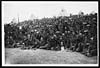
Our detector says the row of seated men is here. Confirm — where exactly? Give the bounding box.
[5,29,96,57]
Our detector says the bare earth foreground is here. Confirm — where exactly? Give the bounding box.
[5,48,97,64]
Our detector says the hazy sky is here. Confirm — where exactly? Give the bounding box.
[2,1,98,24]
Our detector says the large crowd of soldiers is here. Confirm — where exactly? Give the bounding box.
[4,12,97,57]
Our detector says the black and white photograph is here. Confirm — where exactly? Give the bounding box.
[2,1,99,66]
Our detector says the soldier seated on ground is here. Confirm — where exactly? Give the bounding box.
[39,37,47,48]
[72,43,77,51]
[70,39,78,52]
[69,42,74,50]
[69,46,74,51]
[31,41,38,48]
[90,49,97,56]
[76,43,83,52]
[86,44,97,57]
[66,40,71,49]
[81,43,89,55]
[45,35,57,50]
[82,48,89,56]
[12,41,21,48]
[20,44,25,50]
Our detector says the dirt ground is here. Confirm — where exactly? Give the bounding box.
[5,48,97,64]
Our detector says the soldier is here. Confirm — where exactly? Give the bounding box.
[55,35,61,51]
[39,36,48,49]
[49,35,57,50]
[69,41,74,50]
[86,42,97,57]
[90,49,97,56]
[76,42,83,52]
[63,38,68,50]
[32,37,41,49]
[81,43,90,56]
[66,39,71,49]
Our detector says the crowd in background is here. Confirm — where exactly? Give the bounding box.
[4,12,97,57]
